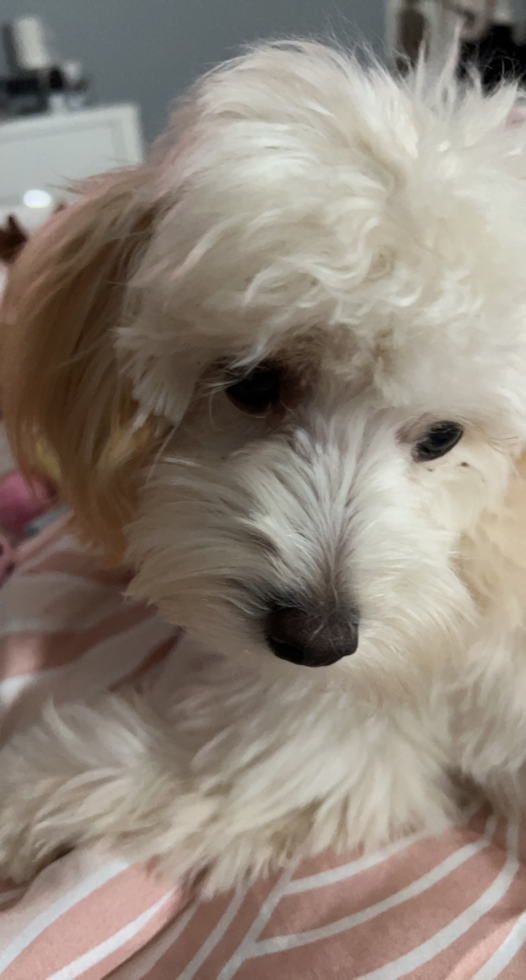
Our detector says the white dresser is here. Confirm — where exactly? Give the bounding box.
[0,103,143,231]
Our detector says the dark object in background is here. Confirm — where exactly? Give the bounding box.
[460,23,526,89]
[0,64,90,117]
[0,74,47,117]
[48,66,67,113]
[0,216,28,265]
[397,0,428,71]
[0,16,90,118]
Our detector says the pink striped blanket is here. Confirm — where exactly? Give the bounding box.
[0,518,525,979]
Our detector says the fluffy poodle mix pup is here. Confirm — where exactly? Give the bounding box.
[1,41,526,893]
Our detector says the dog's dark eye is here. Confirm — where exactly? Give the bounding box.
[226,366,281,413]
[415,422,464,462]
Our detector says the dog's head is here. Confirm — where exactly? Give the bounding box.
[4,42,526,692]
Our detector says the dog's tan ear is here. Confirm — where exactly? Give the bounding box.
[0,168,164,564]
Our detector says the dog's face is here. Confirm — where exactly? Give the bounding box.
[5,42,526,693]
[127,320,512,691]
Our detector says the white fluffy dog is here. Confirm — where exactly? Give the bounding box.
[2,40,526,894]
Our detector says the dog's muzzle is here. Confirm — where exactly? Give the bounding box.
[265,602,359,667]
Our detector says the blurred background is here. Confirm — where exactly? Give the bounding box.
[0,0,391,239]
[0,1,384,146]
[0,0,524,234]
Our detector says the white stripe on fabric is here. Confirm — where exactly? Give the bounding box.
[40,618,176,696]
[287,833,425,895]
[44,891,176,980]
[251,815,498,957]
[20,538,85,573]
[124,902,199,980]
[0,617,176,712]
[287,801,483,895]
[217,867,296,980]
[0,859,129,971]
[0,575,129,636]
[471,846,526,980]
[175,886,250,980]
[351,819,520,980]
[470,910,526,980]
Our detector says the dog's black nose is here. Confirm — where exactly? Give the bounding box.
[265,604,359,667]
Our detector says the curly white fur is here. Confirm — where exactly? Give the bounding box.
[3,41,526,894]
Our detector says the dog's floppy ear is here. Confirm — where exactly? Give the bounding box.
[0,167,165,564]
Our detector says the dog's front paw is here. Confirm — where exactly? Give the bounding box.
[0,816,58,884]
[0,695,193,883]
[0,745,76,882]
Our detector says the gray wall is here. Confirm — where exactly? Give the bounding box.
[0,1,385,145]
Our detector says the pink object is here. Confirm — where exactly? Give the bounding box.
[0,533,15,584]
[0,471,53,538]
